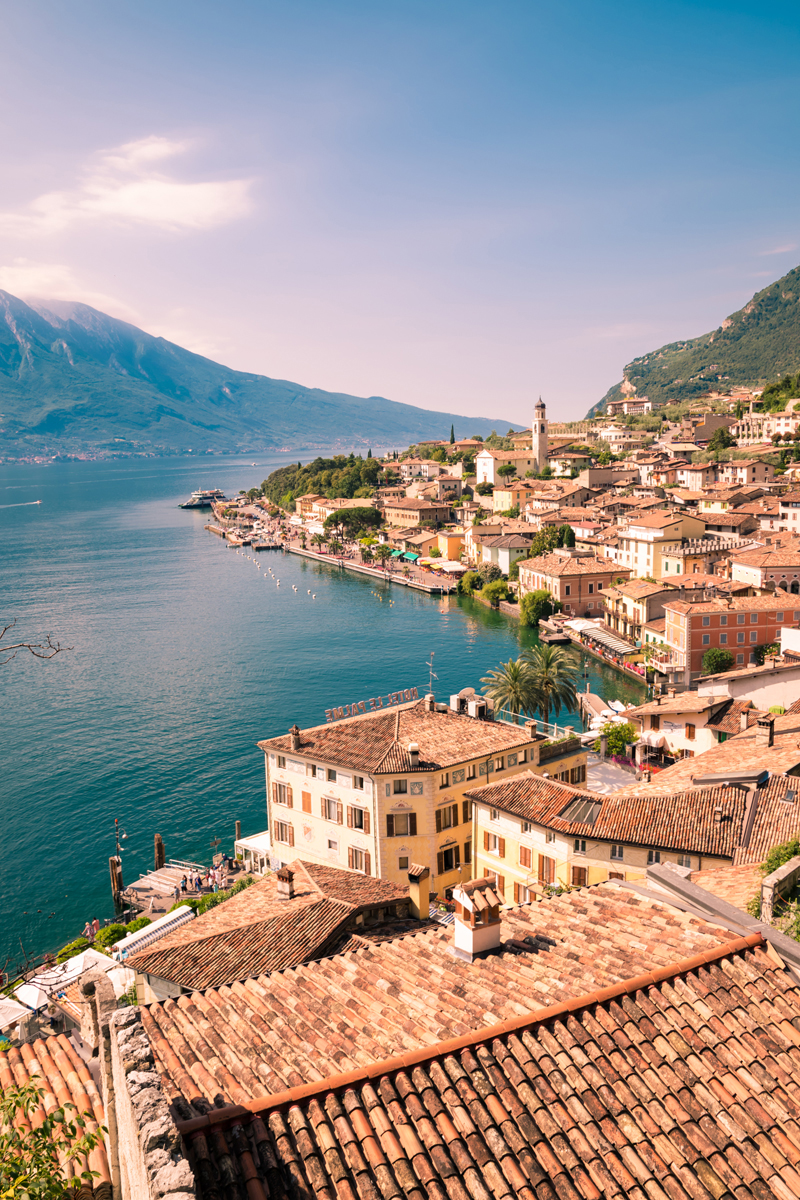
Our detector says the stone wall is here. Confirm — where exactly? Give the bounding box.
[109,1007,195,1200]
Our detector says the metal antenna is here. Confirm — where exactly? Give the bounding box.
[425,651,438,694]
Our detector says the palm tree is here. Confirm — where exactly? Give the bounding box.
[311,533,327,552]
[481,658,536,719]
[361,545,374,564]
[520,644,580,727]
[375,545,392,570]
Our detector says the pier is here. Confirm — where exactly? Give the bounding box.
[285,544,457,594]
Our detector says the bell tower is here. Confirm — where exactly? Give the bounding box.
[532,396,548,473]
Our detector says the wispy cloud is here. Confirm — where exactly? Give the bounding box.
[0,137,253,235]
[0,259,140,319]
[760,242,798,256]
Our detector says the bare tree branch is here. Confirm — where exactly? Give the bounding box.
[0,620,72,665]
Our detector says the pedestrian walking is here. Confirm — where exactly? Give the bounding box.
[91,918,100,936]
[173,884,180,902]
[83,921,93,940]
[180,874,187,893]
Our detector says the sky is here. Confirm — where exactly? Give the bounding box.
[1,0,800,425]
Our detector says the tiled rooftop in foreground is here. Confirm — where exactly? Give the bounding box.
[172,935,800,1200]
[141,885,737,1113]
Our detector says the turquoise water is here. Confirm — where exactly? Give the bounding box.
[0,456,644,970]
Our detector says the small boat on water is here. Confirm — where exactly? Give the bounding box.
[179,488,225,509]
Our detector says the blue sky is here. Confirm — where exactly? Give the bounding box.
[1,0,799,424]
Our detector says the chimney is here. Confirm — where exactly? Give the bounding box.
[407,863,430,921]
[408,741,420,769]
[276,867,295,900]
[740,710,749,732]
[424,693,436,712]
[524,718,538,737]
[452,878,502,962]
[289,724,301,751]
[667,687,676,699]
[756,715,775,748]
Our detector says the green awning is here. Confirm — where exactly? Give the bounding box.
[402,552,420,561]
[390,549,403,558]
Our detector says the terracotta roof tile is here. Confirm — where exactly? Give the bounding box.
[0,1034,111,1195]
[259,698,535,774]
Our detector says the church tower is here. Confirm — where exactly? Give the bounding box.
[532,396,548,472]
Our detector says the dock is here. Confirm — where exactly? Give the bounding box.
[121,858,236,917]
[204,524,228,538]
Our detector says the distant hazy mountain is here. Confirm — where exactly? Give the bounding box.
[0,292,519,457]
[591,264,800,416]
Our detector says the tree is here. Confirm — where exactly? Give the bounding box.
[481,658,536,716]
[430,547,442,558]
[519,589,557,627]
[481,579,510,608]
[597,449,611,466]
[0,1080,105,1199]
[375,545,393,569]
[324,507,382,538]
[476,562,503,584]
[458,570,480,595]
[449,424,455,444]
[367,448,372,458]
[496,462,517,480]
[475,482,494,496]
[521,643,580,726]
[593,721,637,758]
[701,646,734,674]
[707,426,736,453]
[1,620,71,666]
[561,525,576,548]
[311,533,327,551]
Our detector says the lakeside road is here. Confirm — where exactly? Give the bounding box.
[283,542,458,593]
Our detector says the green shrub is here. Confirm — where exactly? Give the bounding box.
[127,916,152,933]
[746,893,761,919]
[458,570,480,595]
[762,838,800,876]
[56,937,90,964]
[701,647,734,675]
[93,923,127,951]
[480,580,510,608]
[593,721,637,758]
[518,589,556,628]
[476,562,503,584]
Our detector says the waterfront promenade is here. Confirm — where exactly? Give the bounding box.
[284,542,458,594]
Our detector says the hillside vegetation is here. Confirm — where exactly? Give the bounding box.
[0,292,519,458]
[262,455,388,506]
[594,264,800,414]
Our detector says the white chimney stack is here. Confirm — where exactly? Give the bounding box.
[408,741,420,768]
[452,878,503,962]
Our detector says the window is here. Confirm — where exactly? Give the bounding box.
[546,830,556,844]
[327,838,338,852]
[277,755,286,769]
[463,839,472,865]
[462,799,472,824]
[720,633,727,644]
[484,831,505,857]
[393,779,408,794]
[737,654,745,664]
[570,764,587,786]
[777,612,784,622]
[522,820,532,833]
[650,715,660,732]
[574,838,586,854]
[440,772,450,788]
[750,631,758,643]
[514,883,532,903]
[750,613,758,623]
[354,776,364,790]
[327,768,337,782]
[677,853,692,868]
[571,866,588,888]
[598,581,603,590]
[702,616,710,627]
[588,583,594,594]
[518,749,528,764]
[647,849,661,865]
[720,615,727,626]
[737,632,745,644]
[466,764,476,780]
[274,820,294,846]
[348,847,370,874]
[347,805,370,833]
[494,756,505,772]
[737,614,745,624]
[490,807,499,821]
[611,843,624,860]
[323,796,343,824]
[437,845,461,874]
[436,803,458,832]
[702,634,710,646]
[302,791,312,814]
[308,764,317,777]
[685,724,695,741]
[565,585,571,596]
[538,854,555,884]
[273,782,293,807]
[519,846,532,869]
[387,812,417,837]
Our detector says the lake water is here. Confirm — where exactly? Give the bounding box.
[0,455,644,970]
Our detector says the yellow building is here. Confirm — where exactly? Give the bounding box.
[603,579,676,645]
[257,693,587,897]
[467,771,732,902]
[437,529,465,559]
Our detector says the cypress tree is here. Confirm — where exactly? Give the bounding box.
[449,424,455,443]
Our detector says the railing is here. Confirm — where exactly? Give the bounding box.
[494,708,577,740]
[538,736,582,763]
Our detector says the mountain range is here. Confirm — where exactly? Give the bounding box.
[592,264,800,415]
[0,292,520,458]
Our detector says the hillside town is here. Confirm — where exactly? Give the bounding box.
[7,385,800,1200]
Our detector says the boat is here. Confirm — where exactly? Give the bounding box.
[179,488,226,509]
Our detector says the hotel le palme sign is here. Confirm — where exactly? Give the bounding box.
[325,687,419,723]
